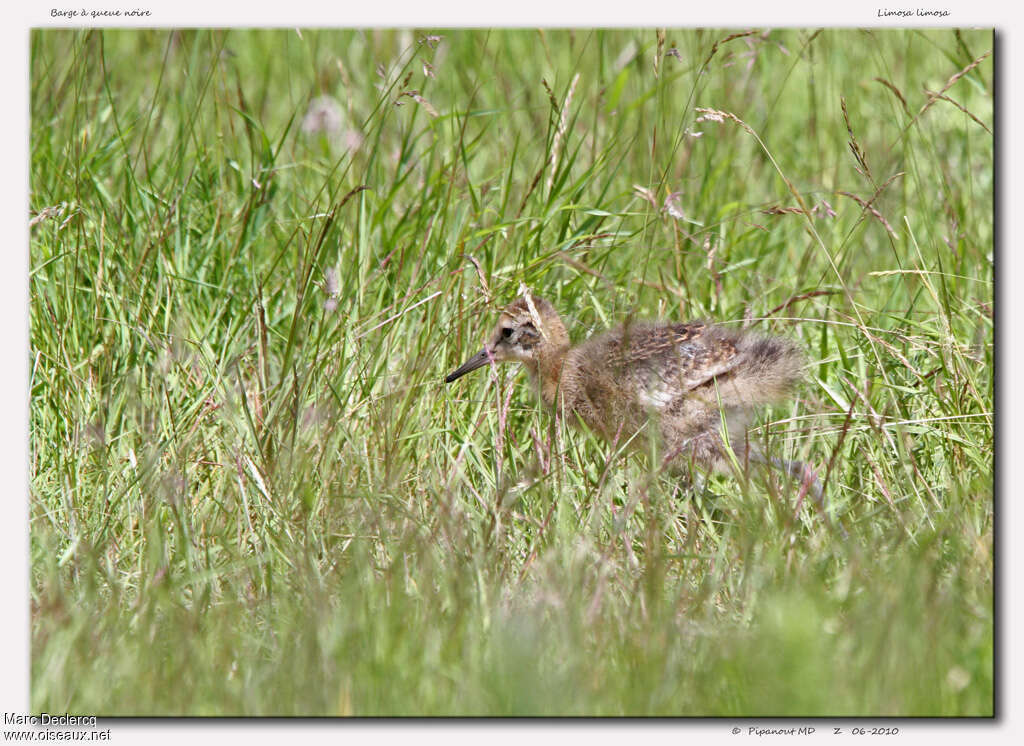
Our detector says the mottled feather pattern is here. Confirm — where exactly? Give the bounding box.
[446,294,833,530]
[448,294,805,472]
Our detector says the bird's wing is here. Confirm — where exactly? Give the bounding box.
[624,323,743,411]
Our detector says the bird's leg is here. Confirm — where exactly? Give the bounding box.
[658,437,708,496]
[747,449,848,538]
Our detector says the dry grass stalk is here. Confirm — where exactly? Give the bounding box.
[917,49,991,121]
[395,90,438,117]
[546,73,580,192]
[874,77,910,115]
[841,96,873,182]
[922,89,992,134]
[29,203,66,229]
[761,205,807,216]
[837,191,898,237]
[633,184,657,208]
[835,170,904,238]
[699,30,759,72]
[655,29,665,79]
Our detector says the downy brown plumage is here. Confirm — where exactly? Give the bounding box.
[446,293,836,528]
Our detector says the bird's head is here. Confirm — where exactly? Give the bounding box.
[445,294,569,383]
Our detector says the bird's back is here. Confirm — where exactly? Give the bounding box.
[557,320,804,458]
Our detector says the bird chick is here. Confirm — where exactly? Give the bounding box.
[446,294,832,524]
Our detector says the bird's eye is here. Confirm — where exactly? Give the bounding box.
[501,327,513,339]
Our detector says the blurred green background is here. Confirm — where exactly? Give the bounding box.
[30,28,992,715]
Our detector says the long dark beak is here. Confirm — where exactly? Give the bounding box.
[445,348,491,383]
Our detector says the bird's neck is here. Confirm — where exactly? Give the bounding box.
[525,344,571,408]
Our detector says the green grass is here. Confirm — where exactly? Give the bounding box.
[29,28,992,716]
